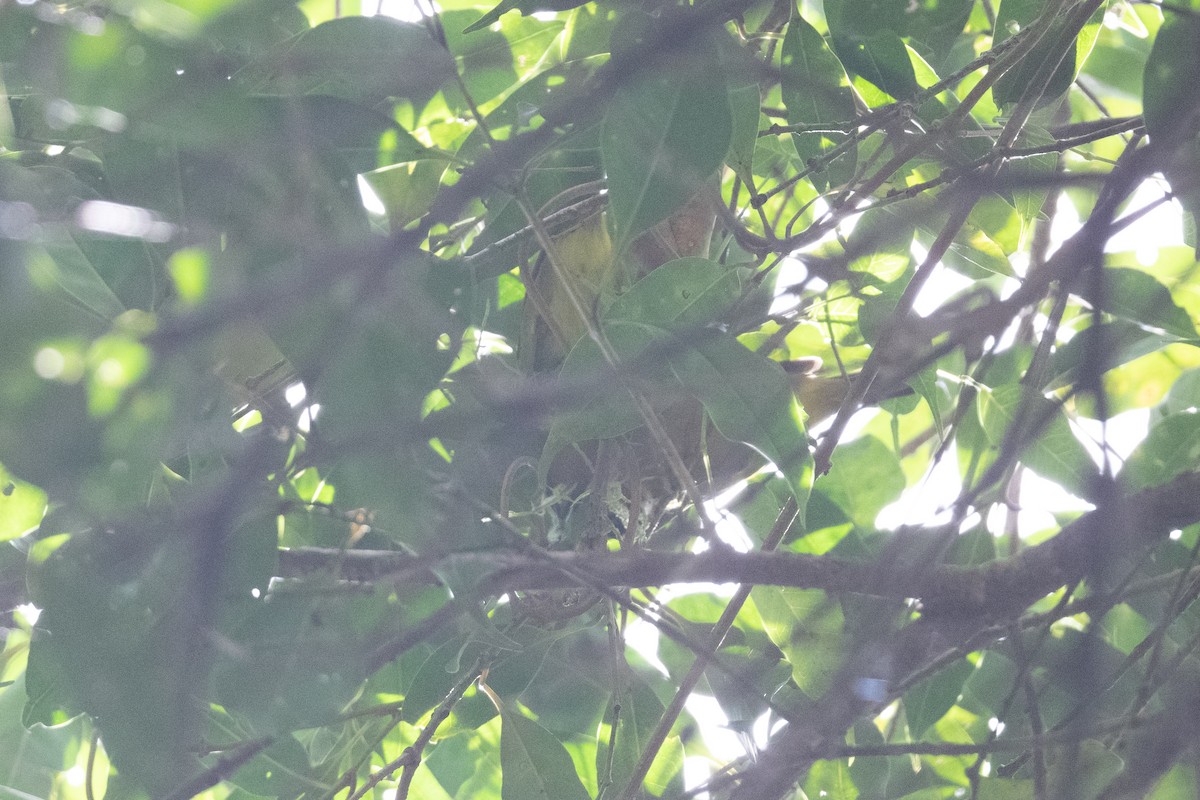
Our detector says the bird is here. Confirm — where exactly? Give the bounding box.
[519,204,616,372]
[782,357,913,426]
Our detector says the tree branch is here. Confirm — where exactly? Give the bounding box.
[281,471,1200,620]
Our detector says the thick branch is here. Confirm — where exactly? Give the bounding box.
[279,470,1200,618]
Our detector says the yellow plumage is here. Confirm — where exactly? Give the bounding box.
[522,208,615,370]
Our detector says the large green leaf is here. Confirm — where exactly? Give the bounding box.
[1088,267,1199,341]
[540,258,748,478]
[902,659,974,736]
[595,672,665,793]
[541,258,811,507]
[781,13,857,190]
[991,0,1080,108]
[817,435,904,529]
[0,675,83,799]
[255,16,455,104]
[602,21,733,252]
[824,0,919,100]
[750,587,844,696]
[1143,14,1200,255]
[500,709,591,800]
[978,384,1098,501]
[1121,411,1200,491]
[668,336,813,510]
[727,82,762,186]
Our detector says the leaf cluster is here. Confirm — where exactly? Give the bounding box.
[1,0,1200,799]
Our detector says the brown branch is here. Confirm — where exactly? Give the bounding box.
[282,470,1200,620]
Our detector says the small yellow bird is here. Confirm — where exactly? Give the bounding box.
[782,357,913,425]
[521,206,616,371]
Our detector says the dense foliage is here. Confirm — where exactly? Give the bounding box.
[2,0,1200,797]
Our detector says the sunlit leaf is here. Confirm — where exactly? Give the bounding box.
[1121,411,1200,491]
[751,587,844,696]
[500,708,590,800]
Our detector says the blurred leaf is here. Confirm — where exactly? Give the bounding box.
[256,16,455,105]
[803,747,859,798]
[0,463,46,542]
[1049,320,1183,392]
[402,635,478,724]
[751,587,845,696]
[25,528,206,796]
[818,435,905,528]
[463,0,590,34]
[1143,14,1200,255]
[1098,268,1199,340]
[221,731,327,798]
[670,336,813,509]
[541,258,749,478]
[500,708,590,800]
[991,0,1079,108]
[903,659,974,736]
[727,82,762,186]
[603,20,732,251]
[781,13,857,190]
[978,385,1098,500]
[361,158,448,231]
[0,675,83,799]
[596,672,666,794]
[823,0,919,102]
[1121,411,1200,491]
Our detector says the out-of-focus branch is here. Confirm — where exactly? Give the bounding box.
[280,470,1200,617]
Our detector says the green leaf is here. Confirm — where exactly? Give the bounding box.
[602,23,732,252]
[1166,366,1200,415]
[669,336,813,511]
[500,709,591,800]
[606,257,748,328]
[1142,15,1200,143]
[535,258,798,500]
[361,158,448,230]
[28,242,126,323]
[1048,320,1183,391]
[978,385,1098,501]
[212,591,378,733]
[727,82,762,186]
[978,777,1036,800]
[751,587,844,696]
[825,1,916,103]
[781,13,857,190]
[221,731,328,798]
[991,0,1079,108]
[1121,411,1200,491]
[0,463,46,541]
[817,436,904,529]
[257,16,455,104]
[0,674,84,799]
[541,258,750,481]
[1088,268,1200,341]
[596,672,666,794]
[904,0,975,66]
[804,757,859,800]
[903,659,974,735]
[463,0,590,34]
[401,636,476,724]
